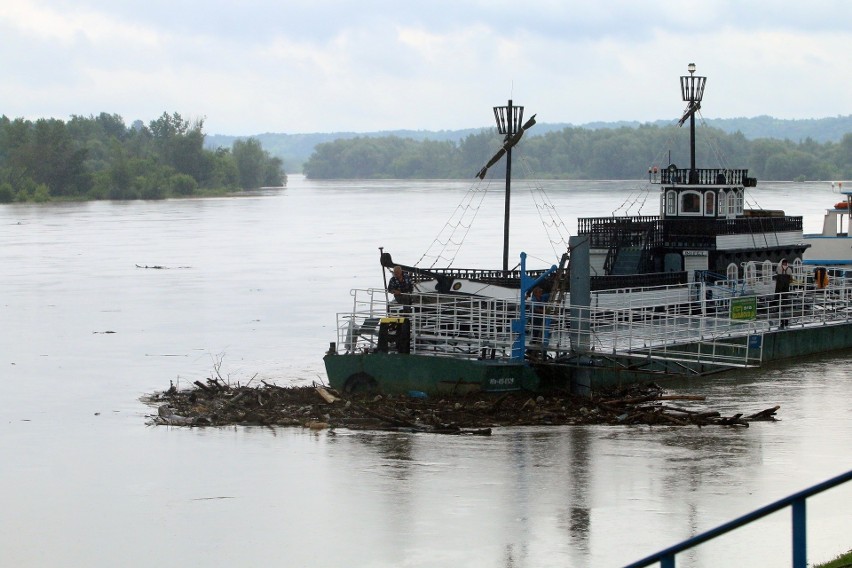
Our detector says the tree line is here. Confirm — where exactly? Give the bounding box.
[303,124,852,182]
[0,112,285,203]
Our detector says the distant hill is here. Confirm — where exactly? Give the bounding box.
[205,129,484,173]
[205,115,852,173]
[582,115,852,144]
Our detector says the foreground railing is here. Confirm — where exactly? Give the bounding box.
[623,469,852,568]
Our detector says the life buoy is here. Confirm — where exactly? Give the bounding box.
[835,201,849,209]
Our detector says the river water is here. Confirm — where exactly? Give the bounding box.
[1,175,850,567]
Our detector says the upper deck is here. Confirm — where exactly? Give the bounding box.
[653,167,756,187]
[578,215,804,249]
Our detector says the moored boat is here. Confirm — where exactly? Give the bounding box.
[802,186,852,266]
[323,64,852,397]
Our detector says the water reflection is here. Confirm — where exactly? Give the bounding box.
[355,432,417,480]
[564,428,592,547]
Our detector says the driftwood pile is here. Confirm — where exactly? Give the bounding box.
[144,378,780,435]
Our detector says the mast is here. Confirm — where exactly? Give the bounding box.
[475,101,536,270]
[678,63,706,182]
[494,100,521,271]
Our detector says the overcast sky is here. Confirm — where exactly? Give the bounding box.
[2,0,850,136]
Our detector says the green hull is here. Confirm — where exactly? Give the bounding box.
[759,323,852,360]
[324,352,543,396]
[549,323,852,392]
[325,321,852,397]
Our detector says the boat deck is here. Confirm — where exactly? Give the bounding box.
[332,273,852,376]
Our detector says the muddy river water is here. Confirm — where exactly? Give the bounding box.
[1,176,850,567]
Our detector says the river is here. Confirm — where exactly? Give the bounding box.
[1,175,850,567]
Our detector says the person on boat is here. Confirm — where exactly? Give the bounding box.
[530,286,550,304]
[775,259,793,328]
[529,286,550,344]
[775,259,792,291]
[388,265,414,304]
[814,266,829,290]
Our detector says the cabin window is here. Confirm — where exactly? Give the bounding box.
[726,190,736,216]
[744,261,757,285]
[726,263,739,281]
[718,191,728,217]
[704,192,716,217]
[735,190,744,215]
[666,190,676,216]
[680,191,701,214]
[762,260,773,283]
[792,257,802,278]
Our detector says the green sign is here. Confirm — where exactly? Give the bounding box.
[731,296,757,320]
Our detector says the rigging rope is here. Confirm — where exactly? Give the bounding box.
[413,112,780,271]
[612,117,686,217]
[414,147,574,269]
[414,176,492,270]
[516,156,572,262]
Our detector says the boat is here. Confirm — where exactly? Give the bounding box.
[802,185,852,266]
[323,64,852,397]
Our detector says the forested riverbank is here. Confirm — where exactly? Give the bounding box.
[303,124,852,181]
[4,111,852,203]
[0,112,285,203]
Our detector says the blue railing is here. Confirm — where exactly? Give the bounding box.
[623,469,852,568]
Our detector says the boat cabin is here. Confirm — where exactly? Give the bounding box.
[579,166,806,283]
[657,166,749,219]
[802,190,852,266]
[820,193,851,237]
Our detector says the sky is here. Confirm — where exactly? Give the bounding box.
[1,0,851,136]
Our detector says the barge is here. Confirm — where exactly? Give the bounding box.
[323,64,852,396]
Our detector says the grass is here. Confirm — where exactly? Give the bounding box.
[814,549,852,568]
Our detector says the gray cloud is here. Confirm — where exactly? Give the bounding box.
[2,0,850,134]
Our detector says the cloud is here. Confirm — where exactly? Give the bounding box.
[1,0,851,135]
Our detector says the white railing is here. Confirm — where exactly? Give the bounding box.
[335,291,518,359]
[332,272,852,372]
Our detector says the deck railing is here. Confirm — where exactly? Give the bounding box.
[622,469,852,568]
[657,167,750,185]
[579,216,804,250]
[332,273,852,373]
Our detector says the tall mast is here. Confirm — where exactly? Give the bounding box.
[679,63,707,182]
[476,101,536,271]
[493,100,523,271]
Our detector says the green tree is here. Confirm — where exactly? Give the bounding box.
[208,148,240,189]
[262,155,285,186]
[748,138,791,180]
[0,181,13,203]
[169,173,197,196]
[232,137,283,188]
[232,138,265,188]
[835,134,852,179]
[28,119,92,197]
[0,112,284,202]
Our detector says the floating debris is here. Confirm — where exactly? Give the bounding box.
[143,379,779,434]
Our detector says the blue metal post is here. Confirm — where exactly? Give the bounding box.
[791,498,806,568]
[511,253,528,360]
[511,252,558,361]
